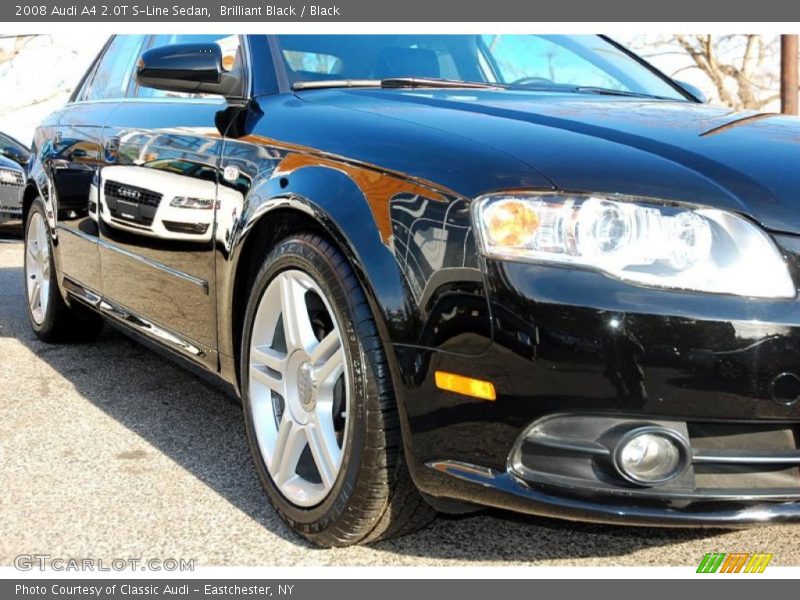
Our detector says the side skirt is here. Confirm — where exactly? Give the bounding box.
[61,276,238,400]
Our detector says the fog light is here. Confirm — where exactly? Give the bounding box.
[612,427,689,486]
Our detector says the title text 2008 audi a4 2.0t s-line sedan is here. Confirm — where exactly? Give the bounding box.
[23,34,800,545]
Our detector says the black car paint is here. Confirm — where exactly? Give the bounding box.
[24,34,800,526]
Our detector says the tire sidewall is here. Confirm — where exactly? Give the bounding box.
[240,237,370,534]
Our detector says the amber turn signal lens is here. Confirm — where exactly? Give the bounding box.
[435,371,497,401]
[483,199,540,247]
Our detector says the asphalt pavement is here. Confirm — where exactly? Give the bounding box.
[1,227,799,567]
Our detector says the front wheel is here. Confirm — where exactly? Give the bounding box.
[240,233,435,546]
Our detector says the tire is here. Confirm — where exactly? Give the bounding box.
[24,197,104,342]
[240,233,436,547]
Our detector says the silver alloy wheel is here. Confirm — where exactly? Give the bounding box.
[249,269,350,507]
[25,211,51,326]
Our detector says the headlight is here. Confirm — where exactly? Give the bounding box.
[170,196,214,209]
[0,168,22,185]
[474,193,795,299]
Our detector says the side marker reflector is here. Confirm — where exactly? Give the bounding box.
[435,371,496,401]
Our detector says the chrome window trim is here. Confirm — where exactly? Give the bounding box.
[66,97,231,108]
[69,35,113,103]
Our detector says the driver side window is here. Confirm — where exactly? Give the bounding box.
[85,35,147,101]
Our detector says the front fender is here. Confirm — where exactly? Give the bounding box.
[223,158,494,362]
[227,165,419,352]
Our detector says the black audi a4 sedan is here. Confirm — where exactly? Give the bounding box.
[23,34,800,545]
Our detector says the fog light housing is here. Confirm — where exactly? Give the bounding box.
[612,427,690,486]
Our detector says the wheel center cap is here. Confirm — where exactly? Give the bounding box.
[297,361,315,411]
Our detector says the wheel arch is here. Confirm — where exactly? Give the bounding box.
[23,155,57,234]
[21,178,50,226]
[22,183,38,223]
[224,165,415,401]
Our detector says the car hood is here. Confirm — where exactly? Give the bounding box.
[301,89,800,234]
[0,154,24,173]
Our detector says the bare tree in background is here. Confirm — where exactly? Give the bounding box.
[631,34,782,110]
[0,34,41,65]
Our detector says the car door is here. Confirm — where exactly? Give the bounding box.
[49,35,147,294]
[97,34,240,367]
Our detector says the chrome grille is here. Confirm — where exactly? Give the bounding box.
[0,167,24,187]
[104,180,162,207]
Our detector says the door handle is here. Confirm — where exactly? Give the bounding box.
[223,164,240,182]
[104,136,120,162]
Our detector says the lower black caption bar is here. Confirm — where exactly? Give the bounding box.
[2,580,795,600]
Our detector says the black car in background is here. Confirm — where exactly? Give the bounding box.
[0,132,30,222]
[22,34,800,546]
[0,153,25,221]
[0,131,31,168]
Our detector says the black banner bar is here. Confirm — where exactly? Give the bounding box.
[2,579,797,600]
[4,0,800,22]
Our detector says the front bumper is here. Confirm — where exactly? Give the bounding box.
[397,255,800,526]
[426,459,800,527]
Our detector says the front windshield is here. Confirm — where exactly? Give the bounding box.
[275,34,688,100]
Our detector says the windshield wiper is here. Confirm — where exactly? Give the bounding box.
[380,77,501,89]
[292,79,381,90]
[574,86,675,100]
[292,77,501,91]
[292,78,676,100]
[507,81,675,100]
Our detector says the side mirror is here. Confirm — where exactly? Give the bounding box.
[136,43,243,98]
[675,80,708,104]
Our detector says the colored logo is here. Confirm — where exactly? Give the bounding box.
[697,552,773,573]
